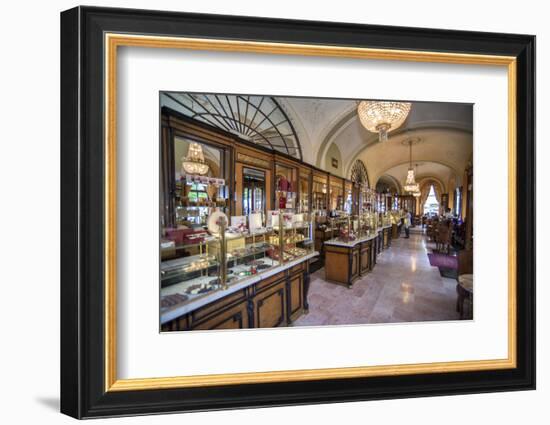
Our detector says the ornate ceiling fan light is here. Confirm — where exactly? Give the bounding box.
[357,101,412,142]
[181,142,210,175]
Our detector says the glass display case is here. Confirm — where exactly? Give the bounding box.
[356,210,378,237]
[269,211,314,262]
[326,216,351,240]
[224,231,278,285]
[390,209,404,225]
[329,177,344,212]
[160,234,223,312]
[298,170,311,213]
[312,174,328,212]
[380,211,392,227]
[160,209,314,310]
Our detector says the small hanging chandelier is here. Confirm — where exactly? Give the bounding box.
[181,142,210,176]
[357,101,412,142]
[403,140,419,193]
[412,164,421,197]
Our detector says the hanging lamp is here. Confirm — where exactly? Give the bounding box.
[357,101,412,142]
[181,142,210,176]
[403,140,419,193]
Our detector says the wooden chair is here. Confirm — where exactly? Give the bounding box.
[436,222,452,253]
[426,219,436,242]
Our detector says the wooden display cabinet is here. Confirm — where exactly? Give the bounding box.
[312,171,328,211]
[360,241,372,274]
[324,244,359,287]
[328,175,344,211]
[298,166,312,213]
[252,277,287,328]
[324,237,375,288]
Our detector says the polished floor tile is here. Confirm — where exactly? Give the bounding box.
[293,231,462,327]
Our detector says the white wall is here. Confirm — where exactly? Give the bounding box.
[0,0,545,424]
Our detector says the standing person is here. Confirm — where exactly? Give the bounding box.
[404,208,411,239]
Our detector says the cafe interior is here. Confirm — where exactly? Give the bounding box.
[159,94,474,331]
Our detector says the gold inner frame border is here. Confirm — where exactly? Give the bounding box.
[104,33,517,392]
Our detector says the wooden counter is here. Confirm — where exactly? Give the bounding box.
[392,222,403,239]
[324,234,378,287]
[161,253,316,331]
[382,225,392,249]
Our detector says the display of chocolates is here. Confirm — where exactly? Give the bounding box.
[184,279,221,295]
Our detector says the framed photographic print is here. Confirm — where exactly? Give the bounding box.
[60,6,535,419]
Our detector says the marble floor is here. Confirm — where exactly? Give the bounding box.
[293,230,461,327]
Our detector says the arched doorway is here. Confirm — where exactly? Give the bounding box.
[418,178,444,215]
[423,185,440,215]
[350,160,370,214]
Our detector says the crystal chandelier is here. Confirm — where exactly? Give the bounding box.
[181,142,209,175]
[357,101,412,142]
[412,165,421,197]
[403,140,419,193]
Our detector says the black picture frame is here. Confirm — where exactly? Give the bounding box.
[60,5,535,419]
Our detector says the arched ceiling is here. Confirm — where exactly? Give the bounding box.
[277,99,472,188]
[163,92,472,192]
[382,162,454,193]
[356,129,472,188]
[376,174,402,194]
[277,97,354,164]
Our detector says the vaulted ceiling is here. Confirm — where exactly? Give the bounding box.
[162,93,473,194]
[278,97,473,192]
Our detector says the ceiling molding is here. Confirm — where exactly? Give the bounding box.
[315,106,358,167]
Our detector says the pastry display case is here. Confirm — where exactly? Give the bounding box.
[161,208,315,311]
[380,211,392,227]
[269,211,314,263]
[390,209,404,225]
[160,234,223,313]
[224,229,278,285]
